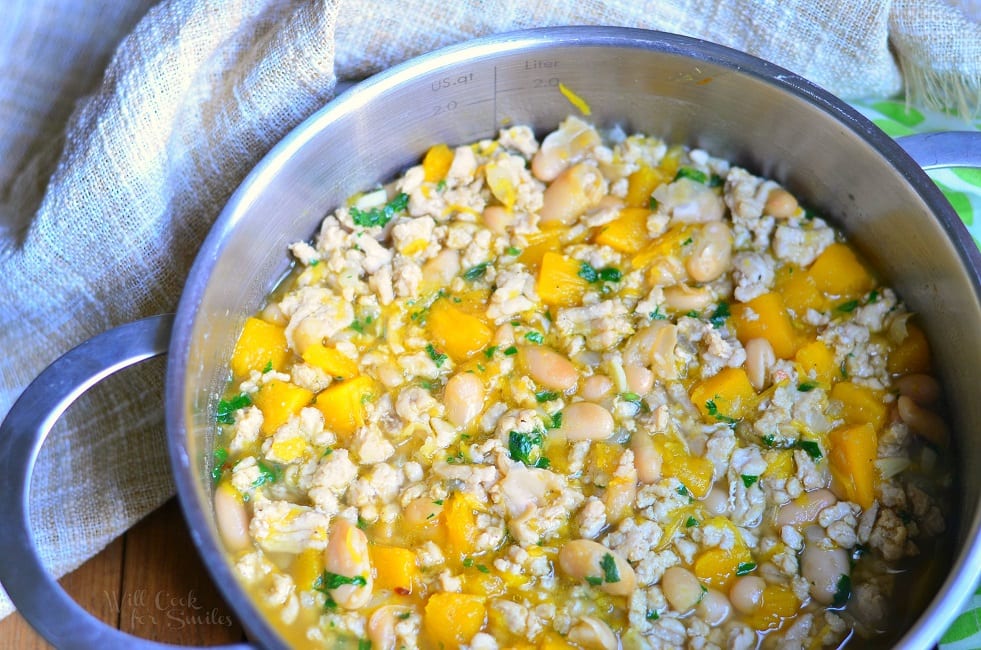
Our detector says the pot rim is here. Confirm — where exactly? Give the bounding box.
[166,25,981,649]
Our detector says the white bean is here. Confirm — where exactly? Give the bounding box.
[686,221,732,283]
[482,205,515,234]
[421,249,460,287]
[494,322,516,346]
[776,489,837,528]
[521,345,578,391]
[800,536,850,605]
[531,117,601,182]
[558,539,637,596]
[897,394,948,445]
[323,518,373,609]
[623,322,678,380]
[559,402,615,441]
[581,374,614,401]
[443,373,485,428]
[404,496,443,527]
[214,484,250,553]
[744,337,775,391]
[729,575,766,614]
[368,606,413,650]
[661,566,703,613]
[663,284,714,313]
[624,364,654,395]
[697,588,732,625]
[646,256,687,287]
[540,162,606,226]
[567,616,618,650]
[895,373,941,406]
[631,433,662,484]
[765,188,799,219]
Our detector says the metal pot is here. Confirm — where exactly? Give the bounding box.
[2,26,979,649]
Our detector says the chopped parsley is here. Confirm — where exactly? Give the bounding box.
[524,331,544,344]
[649,306,668,320]
[797,381,818,392]
[484,345,499,358]
[508,430,549,468]
[585,576,603,586]
[685,309,699,318]
[762,434,776,447]
[358,639,371,650]
[709,302,730,328]
[426,343,448,367]
[600,553,621,583]
[598,267,622,282]
[832,574,852,607]
[503,345,518,356]
[349,315,373,333]
[211,448,228,484]
[741,474,759,488]
[685,516,699,528]
[313,571,368,591]
[674,166,708,184]
[397,612,412,620]
[867,289,879,303]
[261,360,273,374]
[836,299,860,313]
[546,411,563,429]
[795,439,823,460]
[535,390,559,403]
[462,261,490,281]
[736,562,757,576]
[578,261,599,283]
[705,398,738,424]
[708,173,725,187]
[646,610,660,621]
[349,192,408,228]
[251,460,280,488]
[506,246,522,256]
[677,484,691,498]
[216,393,252,424]
[649,196,659,210]
[681,237,694,246]
[620,392,641,402]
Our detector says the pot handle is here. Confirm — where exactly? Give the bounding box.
[0,315,253,650]
[896,131,981,170]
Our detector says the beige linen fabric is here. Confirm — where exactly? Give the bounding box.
[0,0,977,622]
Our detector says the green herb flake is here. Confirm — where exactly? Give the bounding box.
[646,610,660,621]
[216,393,252,425]
[508,430,549,468]
[598,267,622,282]
[710,302,730,328]
[741,474,759,488]
[503,346,518,356]
[685,516,699,528]
[649,306,668,320]
[436,179,447,192]
[709,173,724,187]
[211,448,229,484]
[535,390,559,403]
[358,639,371,650]
[357,517,368,530]
[397,612,412,620]
[476,564,490,574]
[463,261,490,281]
[675,166,708,184]
[705,398,738,424]
[836,299,860,313]
[426,343,448,368]
[483,345,498,359]
[797,381,818,392]
[314,570,368,591]
[506,246,522,256]
[677,484,690,498]
[349,192,409,228]
[681,237,694,246]
[309,259,320,267]
[736,562,757,576]
[524,331,544,344]
[261,360,274,374]
[251,460,280,488]
[795,439,823,460]
[547,411,563,430]
[867,289,879,303]
[585,576,603,586]
[762,434,776,447]
[463,557,474,567]
[832,574,852,608]
[649,196,659,210]
[349,319,365,333]
[600,553,621,583]
[578,261,599,283]
[621,392,641,403]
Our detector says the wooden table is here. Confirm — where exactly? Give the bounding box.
[0,498,247,648]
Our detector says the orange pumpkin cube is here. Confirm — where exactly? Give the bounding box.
[252,379,313,436]
[828,423,878,508]
[536,251,589,307]
[808,243,875,298]
[230,317,289,377]
[731,292,799,359]
[690,367,757,423]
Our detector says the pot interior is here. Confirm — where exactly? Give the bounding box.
[168,26,981,648]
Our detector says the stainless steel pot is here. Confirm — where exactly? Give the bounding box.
[2,26,980,649]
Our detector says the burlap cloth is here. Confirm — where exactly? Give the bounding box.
[1,0,979,635]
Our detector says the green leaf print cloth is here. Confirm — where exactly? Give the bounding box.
[850,99,981,649]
